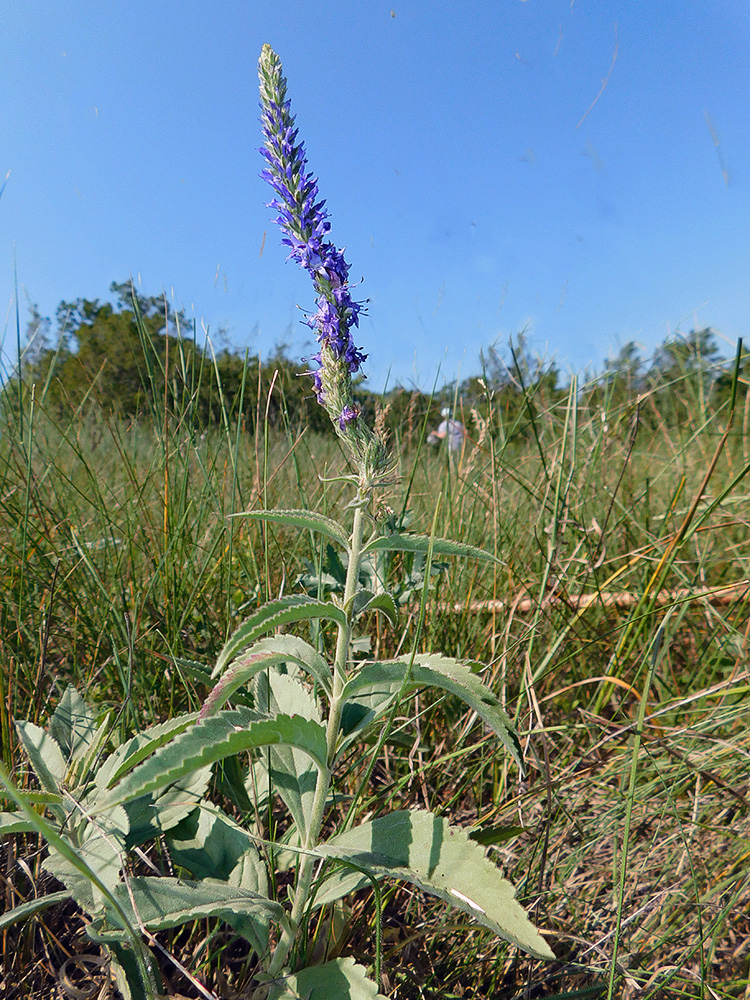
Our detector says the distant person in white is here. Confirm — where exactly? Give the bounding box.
[434,407,465,452]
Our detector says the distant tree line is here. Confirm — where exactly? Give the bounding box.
[7,281,747,443]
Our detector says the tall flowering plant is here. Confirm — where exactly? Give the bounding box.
[3,44,553,1000]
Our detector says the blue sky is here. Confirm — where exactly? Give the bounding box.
[2,1,748,391]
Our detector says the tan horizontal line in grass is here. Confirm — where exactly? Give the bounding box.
[443,581,750,614]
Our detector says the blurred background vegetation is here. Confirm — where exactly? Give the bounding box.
[12,280,745,441]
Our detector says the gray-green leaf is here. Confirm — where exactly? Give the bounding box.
[0,891,71,932]
[91,877,283,940]
[214,596,346,677]
[233,508,350,551]
[363,533,499,562]
[14,722,67,807]
[166,803,270,954]
[255,672,320,840]
[100,712,199,789]
[268,956,387,1000]
[349,590,399,627]
[315,810,553,960]
[105,709,329,807]
[245,634,332,690]
[341,655,523,770]
[49,685,96,762]
[0,810,39,836]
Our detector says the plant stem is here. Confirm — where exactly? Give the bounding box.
[265,497,367,980]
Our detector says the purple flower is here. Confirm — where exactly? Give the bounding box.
[258,45,367,421]
[338,404,360,430]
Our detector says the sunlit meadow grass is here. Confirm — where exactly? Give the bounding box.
[2,340,749,996]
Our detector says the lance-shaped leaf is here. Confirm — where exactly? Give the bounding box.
[121,765,212,847]
[234,508,350,551]
[93,714,210,844]
[314,810,553,960]
[214,596,346,678]
[49,685,96,762]
[202,636,332,720]
[101,713,200,789]
[348,590,399,627]
[268,956,387,1000]
[89,877,283,940]
[248,635,332,690]
[68,711,113,787]
[0,811,40,836]
[200,651,298,720]
[341,655,523,770]
[254,672,320,840]
[0,762,146,965]
[363,532,500,562]
[14,722,67,823]
[104,709,329,807]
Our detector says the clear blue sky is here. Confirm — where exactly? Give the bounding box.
[2,1,748,391]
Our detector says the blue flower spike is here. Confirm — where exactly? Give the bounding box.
[258,44,387,477]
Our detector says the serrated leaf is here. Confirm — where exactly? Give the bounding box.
[233,507,350,551]
[70,711,113,786]
[268,956,387,999]
[363,532,499,562]
[255,672,320,840]
[105,709,328,807]
[14,722,67,806]
[49,685,96,762]
[174,658,256,708]
[91,877,283,940]
[0,810,39,835]
[214,596,346,678]
[173,657,213,684]
[245,635,332,691]
[315,810,553,960]
[0,790,61,808]
[166,803,270,953]
[94,725,210,845]
[122,765,212,847]
[200,640,331,721]
[342,655,523,771]
[100,713,199,789]
[349,590,399,627]
[0,762,143,954]
[200,650,297,719]
[43,811,126,913]
[42,793,129,913]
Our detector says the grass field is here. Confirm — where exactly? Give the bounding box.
[1,352,749,998]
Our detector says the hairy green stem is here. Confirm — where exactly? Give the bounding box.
[265,498,367,980]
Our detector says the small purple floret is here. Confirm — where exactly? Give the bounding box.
[338,404,360,430]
